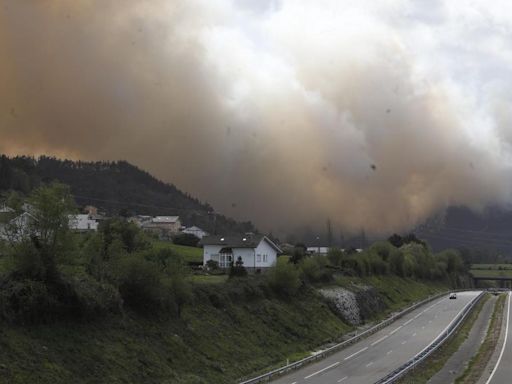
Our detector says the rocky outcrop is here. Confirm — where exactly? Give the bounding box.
[319,286,387,325]
[319,288,360,325]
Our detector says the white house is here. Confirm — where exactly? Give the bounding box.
[201,234,281,271]
[307,246,330,255]
[0,211,36,241]
[69,214,99,232]
[182,226,209,239]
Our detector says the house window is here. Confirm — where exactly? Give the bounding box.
[219,254,233,268]
[256,254,261,262]
[263,254,268,262]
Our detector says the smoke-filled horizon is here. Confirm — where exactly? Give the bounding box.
[2,1,512,236]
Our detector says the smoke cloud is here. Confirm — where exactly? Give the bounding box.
[2,0,512,235]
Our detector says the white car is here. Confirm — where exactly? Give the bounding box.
[449,293,457,299]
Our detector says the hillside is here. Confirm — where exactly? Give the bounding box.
[0,155,255,235]
[416,206,512,256]
[0,276,447,384]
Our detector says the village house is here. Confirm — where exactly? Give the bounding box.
[201,234,281,271]
[306,246,330,255]
[68,214,99,232]
[182,225,209,239]
[0,211,36,242]
[141,216,182,239]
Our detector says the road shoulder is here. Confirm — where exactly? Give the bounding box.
[428,295,496,384]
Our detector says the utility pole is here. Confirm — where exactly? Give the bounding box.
[326,218,333,248]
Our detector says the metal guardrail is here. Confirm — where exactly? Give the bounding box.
[374,290,485,384]
[238,291,450,384]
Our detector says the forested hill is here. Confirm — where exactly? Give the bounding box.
[0,155,256,235]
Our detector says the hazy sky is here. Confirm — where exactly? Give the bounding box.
[2,0,512,235]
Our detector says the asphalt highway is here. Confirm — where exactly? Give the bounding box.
[272,290,482,384]
[485,291,511,384]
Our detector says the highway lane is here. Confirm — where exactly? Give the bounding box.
[272,290,482,384]
[485,292,511,384]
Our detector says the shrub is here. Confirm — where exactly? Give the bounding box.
[266,263,301,296]
[206,259,219,271]
[0,278,57,324]
[118,256,172,314]
[61,270,122,318]
[300,256,332,283]
[327,248,344,266]
[172,233,200,247]
[229,256,248,278]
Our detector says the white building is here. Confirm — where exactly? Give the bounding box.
[0,212,36,241]
[307,246,330,255]
[69,214,99,232]
[182,225,209,239]
[141,216,181,239]
[201,234,281,271]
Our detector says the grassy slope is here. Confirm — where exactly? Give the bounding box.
[152,241,203,263]
[0,277,448,384]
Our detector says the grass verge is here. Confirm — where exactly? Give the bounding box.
[455,293,506,384]
[396,293,490,384]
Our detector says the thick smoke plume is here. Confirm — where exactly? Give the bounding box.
[2,0,512,235]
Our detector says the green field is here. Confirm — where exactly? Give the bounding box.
[471,264,512,270]
[470,269,512,278]
[152,241,203,263]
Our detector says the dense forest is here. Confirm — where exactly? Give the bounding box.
[0,155,255,235]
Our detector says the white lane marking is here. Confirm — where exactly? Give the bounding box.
[401,341,407,345]
[414,292,482,365]
[414,313,421,319]
[387,350,392,355]
[371,335,388,346]
[403,319,413,326]
[389,325,403,335]
[291,382,296,384]
[366,362,373,367]
[413,333,417,337]
[486,292,511,384]
[344,347,368,361]
[422,326,425,330]
[304,361,340,380]
[338,377,348,383]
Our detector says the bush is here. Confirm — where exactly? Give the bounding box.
[300,256,332,283]
[327,248,344,266]
[266,263,301,296]
[0,278,57,324]
[206,259,219,271]
[172,233,200,247]
[61,270,122,318]
[118,256,172,314]
[229,257,248,278]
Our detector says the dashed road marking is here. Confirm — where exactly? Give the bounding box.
[338,377,348,383]
[344,347,368,361]
[413,333,417,337]
[387,350,392,355]
[371,335,388,346]
[401,341,407,345]
[304,361,340,379]
[366,362,373,368]
[403,319,413,326]
[389,325,403,335]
